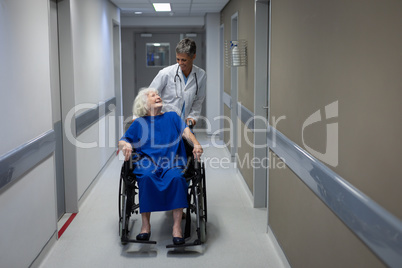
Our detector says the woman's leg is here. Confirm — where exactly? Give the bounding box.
[172,208,183,237]
[140,212,151,233]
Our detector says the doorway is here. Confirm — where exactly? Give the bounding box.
[113,21,122,143]
[49,0,65,219]
[230,13,239,161]
[254,0,270,208]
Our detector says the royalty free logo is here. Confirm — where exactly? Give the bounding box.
[302,101,338,167]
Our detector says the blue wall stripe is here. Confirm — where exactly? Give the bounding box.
[267,126,402,267]
[0,130,55,191]
[223,92,231,108]
[238,102,254,130]
[105,97,116,115]
[75,105,100,136]
[222,93,254,129]
[75,97,116,136]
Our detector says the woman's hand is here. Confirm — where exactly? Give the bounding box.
[183,126,203,160]
[118,141,133,161]
[193,144,203,161]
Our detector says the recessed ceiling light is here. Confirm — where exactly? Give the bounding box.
[153,3,171,12]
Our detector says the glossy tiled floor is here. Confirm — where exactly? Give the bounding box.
[40,133,289,268]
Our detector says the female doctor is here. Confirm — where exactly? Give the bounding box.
[149,38,206,126]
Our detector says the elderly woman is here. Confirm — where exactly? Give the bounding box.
[118,87,203,245]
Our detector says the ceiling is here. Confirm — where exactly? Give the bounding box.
[110,0,230,17]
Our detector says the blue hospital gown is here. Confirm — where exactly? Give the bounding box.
[120,111,188,213]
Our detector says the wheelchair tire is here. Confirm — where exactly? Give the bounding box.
[199,191,207,243]
[118,176,129,245]
[202,163,207,223]
[196,181,207,243]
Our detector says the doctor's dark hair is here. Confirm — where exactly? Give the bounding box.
[132,87,160,117]
[176,38,196,58]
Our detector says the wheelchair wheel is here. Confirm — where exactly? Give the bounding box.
[202,162,207,223]
[119,176,129,244]
[199,191,207,243]
[196,180,207,243]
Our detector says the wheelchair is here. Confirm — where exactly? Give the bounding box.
[118,139,207,248]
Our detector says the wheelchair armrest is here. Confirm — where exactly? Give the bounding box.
[183,137,194,156]
[182,156,194,180]
[182,155,202,184]
[122,159,137,188]
[123,160,133,174]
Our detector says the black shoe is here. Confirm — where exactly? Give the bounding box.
[136,232,151,241]
[172,236,185,245]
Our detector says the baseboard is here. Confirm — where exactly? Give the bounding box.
[29,231,57,268]
[267,226,291,268]
[235,166,254,207]
[222,145,254,207]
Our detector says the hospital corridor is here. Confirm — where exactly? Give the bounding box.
[39,133,288,268]
[1,0,402,267]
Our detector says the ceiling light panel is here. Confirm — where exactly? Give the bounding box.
[153,3,171,12]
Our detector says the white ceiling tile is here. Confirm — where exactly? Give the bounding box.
[113,0,229,18]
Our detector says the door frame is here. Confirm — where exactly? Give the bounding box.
[230,12,239,162]
[254,0,270,208]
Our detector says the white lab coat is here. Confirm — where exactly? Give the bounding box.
[149,63,206,122]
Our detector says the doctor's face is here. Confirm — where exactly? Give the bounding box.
[176,53,196,76]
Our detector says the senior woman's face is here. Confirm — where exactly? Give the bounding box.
[146,91,162,110]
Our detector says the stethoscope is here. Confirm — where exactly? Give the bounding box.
[174,65,199,98]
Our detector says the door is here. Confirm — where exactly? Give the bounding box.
[135,33,179,92]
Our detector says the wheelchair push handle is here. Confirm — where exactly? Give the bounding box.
[194,156,200,169]
[187,119,194,130]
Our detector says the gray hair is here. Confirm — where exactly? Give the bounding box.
[176,38,196,58]
[132,87,159,117]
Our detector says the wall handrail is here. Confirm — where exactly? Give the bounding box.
[268,125,402,267]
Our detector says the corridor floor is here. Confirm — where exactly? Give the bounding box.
[40,133,289,268]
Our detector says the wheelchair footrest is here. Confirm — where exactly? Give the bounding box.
[165,239,202,248]
[122,238,157,244]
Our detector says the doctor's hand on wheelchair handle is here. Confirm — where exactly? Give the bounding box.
[186,118,196,128]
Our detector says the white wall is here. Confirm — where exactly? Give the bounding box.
[59,0,120,210]
[76,110,116,199]
[0,0,120,266]
[0,0,53,153]
[0,0,56,267]
[71,0,118,104]
[69,0,119,201]
[0,158,56,268]
[205,13,222,135]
